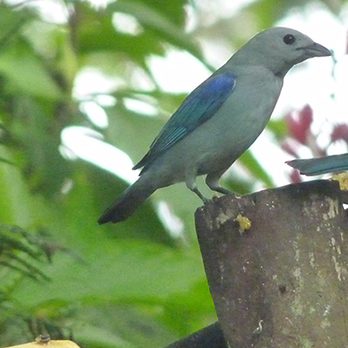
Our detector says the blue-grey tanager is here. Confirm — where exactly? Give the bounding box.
[287,154,348,176]
[99,27,331,224]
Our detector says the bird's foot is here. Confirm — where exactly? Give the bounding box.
[212,191,241,201]
[202,196,211,205]
[214,187,231,195]
[190,186,210,204]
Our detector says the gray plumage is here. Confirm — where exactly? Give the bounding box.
[99,27,331,224]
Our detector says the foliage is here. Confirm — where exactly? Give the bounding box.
[0,0,344,346]
[283,104,348,183]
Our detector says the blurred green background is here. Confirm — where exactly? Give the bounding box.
[0,0,345,347]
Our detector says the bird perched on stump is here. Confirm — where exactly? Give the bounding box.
[98,27,331,224]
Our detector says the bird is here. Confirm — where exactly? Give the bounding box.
[98,27,331,224]
[287,154,348,176]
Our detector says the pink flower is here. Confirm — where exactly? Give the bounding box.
[289,170,302,184]
[331,124,348,143]
[285,104,313,145]
[281,140,298,157]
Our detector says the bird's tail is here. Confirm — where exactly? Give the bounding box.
[287,154,348,176]
[98,176,156,224]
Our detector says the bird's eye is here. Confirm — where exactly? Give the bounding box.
[283,34,296,45]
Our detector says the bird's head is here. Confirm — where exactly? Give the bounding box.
[233,27,331,77]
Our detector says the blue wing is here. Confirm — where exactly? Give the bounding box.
[287,154,348,176]
[134,71,237,172]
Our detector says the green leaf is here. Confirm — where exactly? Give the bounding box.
[239,150,274,188]
[109,0,204,62]
[105,105,164,164]
[75,304,177,348]
[0,156,14,166]
[243,0,308,27]
[0,40,62,100]
[8,97,72,197]
[13,239,206,306]
[267,118,287,141]
[140,0,188,26]
[78,13,165,63]
[70,162,171,245]
[221,176,256,196]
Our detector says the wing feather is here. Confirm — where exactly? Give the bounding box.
[134,71,237,172]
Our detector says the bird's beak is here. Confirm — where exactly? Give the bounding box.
[298,42,332,57]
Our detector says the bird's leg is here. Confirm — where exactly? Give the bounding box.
[185,173,209,204]
[191,186,209,203]
[206,171,233,195]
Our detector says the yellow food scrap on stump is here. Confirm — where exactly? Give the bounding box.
[332,173,348,191]
[234,213,252,233]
